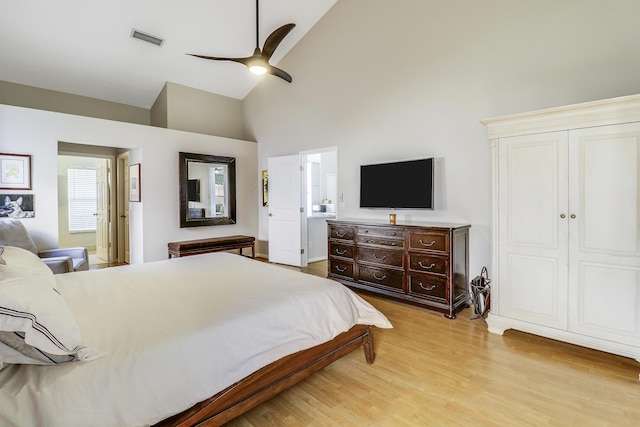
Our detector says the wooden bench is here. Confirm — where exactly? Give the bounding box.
[168,235,255,259]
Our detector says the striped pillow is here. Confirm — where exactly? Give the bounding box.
[0,263,90,368]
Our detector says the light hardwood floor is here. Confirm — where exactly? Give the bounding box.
[227,260,640,426]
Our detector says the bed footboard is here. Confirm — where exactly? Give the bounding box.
[155,324,375,427]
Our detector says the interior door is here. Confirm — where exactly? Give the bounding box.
[268,155,304,266]
[95,159,110,262]
[117,153,130,264]
[497,131,569,329]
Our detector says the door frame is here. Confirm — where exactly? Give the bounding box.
[116,152,131,264]
[57,150,117,263]
[57,145,121,262]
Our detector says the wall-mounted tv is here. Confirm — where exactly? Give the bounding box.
[360,158,434,209]
[187,179,200,202]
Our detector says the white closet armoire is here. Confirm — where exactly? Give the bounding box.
[482,94,640,362]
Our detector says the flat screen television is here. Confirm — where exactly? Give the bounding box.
[360,158,434,209]
[187,179,200,202]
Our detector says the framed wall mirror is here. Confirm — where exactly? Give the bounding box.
[179,152,236,227]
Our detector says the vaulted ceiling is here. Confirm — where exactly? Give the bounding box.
[0,0,336,108]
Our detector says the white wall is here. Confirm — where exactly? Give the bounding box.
[244,0,640,277]
[0,105,258,263]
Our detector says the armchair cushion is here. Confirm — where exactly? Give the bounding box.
[38,248,89,272]
[41,256,74,274]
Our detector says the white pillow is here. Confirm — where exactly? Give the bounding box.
[0,245,57,289]
[0,263,91,368]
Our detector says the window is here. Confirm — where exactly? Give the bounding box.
[67,167,97,232]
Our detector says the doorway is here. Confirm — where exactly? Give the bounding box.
[267,147,337,267]
[58,145,129,267]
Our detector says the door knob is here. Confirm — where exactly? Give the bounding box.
[560,214,566,218]
[268,213,273,217]
[570,214,576,219]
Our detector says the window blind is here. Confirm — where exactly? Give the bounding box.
[67,168,97,232]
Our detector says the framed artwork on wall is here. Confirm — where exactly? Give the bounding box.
[262,170,268,207]
[129,163,141,202]
[0,153,32,190]
[0,194,34,218]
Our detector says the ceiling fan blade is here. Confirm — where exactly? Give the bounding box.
[187,53,251,66]
[262,23,296,60]
[267,65,292,83]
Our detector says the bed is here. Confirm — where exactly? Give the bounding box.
[0,246,392,427]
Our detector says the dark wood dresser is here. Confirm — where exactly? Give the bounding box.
[327,219,470,318]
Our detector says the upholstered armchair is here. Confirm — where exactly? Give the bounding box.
[0,218,89,273]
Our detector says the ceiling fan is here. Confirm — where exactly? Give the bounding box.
[188,0,296,83]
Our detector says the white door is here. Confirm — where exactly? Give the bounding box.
[568,122,640,346]
[268,155,304,266]
[117,153,130,264]
[497,131,569,329]
[95,159,110,262]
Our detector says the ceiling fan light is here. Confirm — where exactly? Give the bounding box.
[249,64,267,75]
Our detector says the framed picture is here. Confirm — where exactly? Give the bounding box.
[0,153,32,190]
[262,170,268,207]
[0,194,34,218]
[129,163,141,202]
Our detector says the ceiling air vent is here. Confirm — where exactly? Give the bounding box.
[131,29,164,47]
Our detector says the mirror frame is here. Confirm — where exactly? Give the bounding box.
[179,152,236,227]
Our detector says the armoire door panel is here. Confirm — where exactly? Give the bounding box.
[501,136,567,249]
[572,127,640,255]
[501,253,567,329]
[570,262,640,346]
[568,122,640,347]
[497,132,568,326]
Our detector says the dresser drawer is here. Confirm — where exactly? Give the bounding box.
[409,231,449,252]
[409,253,447,275]
[358,248,403,268]
[408,273,448,301]
[358,236,404,248]
[329,242,354,259]
[329,259,355,279]
[329,225,355,241]
[358,226,403,239]
[358,265,404,291]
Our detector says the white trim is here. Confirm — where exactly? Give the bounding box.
[481,94,640,139]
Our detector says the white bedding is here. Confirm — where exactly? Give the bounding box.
[0,253,391,427]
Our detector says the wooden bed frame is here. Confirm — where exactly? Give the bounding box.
[154,324,375,427]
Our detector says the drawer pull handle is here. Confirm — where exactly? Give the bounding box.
[373,254,387,261]
[418,262,436,270]
[391,242,397,246]
[419,283,437,291]
[335,248,347,255]
[335,265,347,273]
[373,272,387,280]
[336,231,347,237]
[419,239,436,247]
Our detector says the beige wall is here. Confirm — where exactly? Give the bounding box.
[0,80,149,125]
[0,80,248,140]
[151,82,248,141]
[57,155,101,250]
[150,83,168,129]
